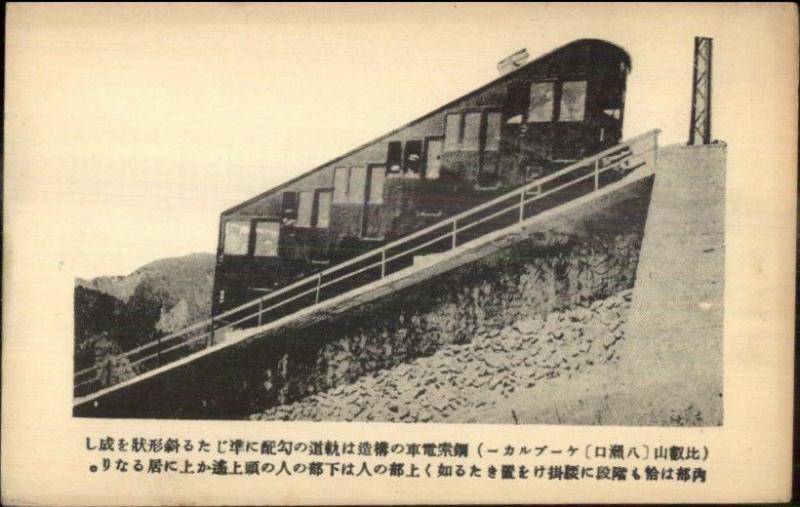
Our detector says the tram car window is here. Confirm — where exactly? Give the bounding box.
[528,82,555,122]
[223,221,250,256]
[314,190,332,228]
[559,80,588,121]
[253,221,280,257]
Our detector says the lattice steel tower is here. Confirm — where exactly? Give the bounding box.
[688,37,713,145]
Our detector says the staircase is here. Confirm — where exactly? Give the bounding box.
[74,130,660,407]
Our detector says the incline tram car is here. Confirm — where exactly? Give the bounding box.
[212,39,631,315]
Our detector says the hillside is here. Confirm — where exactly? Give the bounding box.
[74,253,216,373]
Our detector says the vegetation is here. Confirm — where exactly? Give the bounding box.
[74,253,216,373]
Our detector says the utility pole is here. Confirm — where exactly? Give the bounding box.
[688,37,713,145]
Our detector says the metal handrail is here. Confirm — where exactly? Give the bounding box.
[74,130,659,396]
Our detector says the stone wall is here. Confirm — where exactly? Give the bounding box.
[252,224,645,412]
[252,289,633,422]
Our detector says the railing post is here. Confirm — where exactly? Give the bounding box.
[451,220,457,250]
[519,191,525,223]
[257,299,263,326]
[208,318,215,347]
[315,273,322,304]
[594,158,600,190]
[381,248,386,278]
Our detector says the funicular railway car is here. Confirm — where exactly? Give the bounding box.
[212,39,631,317]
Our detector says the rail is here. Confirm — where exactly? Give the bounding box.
[74,129,660,397]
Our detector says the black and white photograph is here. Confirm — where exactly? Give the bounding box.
[68,13,725,426]
[3,3,796,505]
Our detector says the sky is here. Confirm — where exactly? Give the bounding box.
[5,3,795,279]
